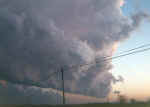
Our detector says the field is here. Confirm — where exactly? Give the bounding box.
[0,103,150,107]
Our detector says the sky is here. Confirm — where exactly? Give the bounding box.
[0,0,150,104]
[112,0,150,101]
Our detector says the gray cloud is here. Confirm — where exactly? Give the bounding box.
[0,0,149,103]
[0,83,61,104]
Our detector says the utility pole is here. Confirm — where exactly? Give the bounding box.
[61,67,65,104]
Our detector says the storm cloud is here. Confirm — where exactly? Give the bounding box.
[0,83,61,104]
[0,0,149,103]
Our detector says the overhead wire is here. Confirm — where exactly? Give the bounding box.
[93,43,150,59]
[24,43,150,87]
[71,47,150,69]
[44,43,150,104]
[68,43,150,69]
[114,43,150,55]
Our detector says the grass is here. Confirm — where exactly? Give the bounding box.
[0,103,150,107]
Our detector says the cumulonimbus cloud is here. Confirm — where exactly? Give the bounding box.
[0,0,149,103]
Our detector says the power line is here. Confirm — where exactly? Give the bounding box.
[116,43,150,55]
[56,69,60,105]
[16,44,150,88]
[53,46,150,105]
[68,43,150,69]
[44,45,150,83]
[105,47,150,61]
[61,68,65,104]
[48,44,150,105]
[98,43,150,59]
[8,43,149,105]
[70,47,150,69]
[44,44,150,80]
[28,44,150,86]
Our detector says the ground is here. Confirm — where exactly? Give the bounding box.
[0,103,150,107]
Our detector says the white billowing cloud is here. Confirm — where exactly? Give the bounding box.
[0,0,149,104]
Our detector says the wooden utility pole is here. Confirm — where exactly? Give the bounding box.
[61,67,65,104]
